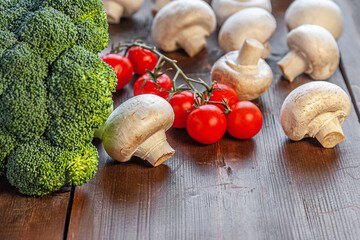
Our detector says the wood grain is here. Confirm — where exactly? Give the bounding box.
[1,0,360,239]
[0,176,70,240]
[334,0,360,116]
[67,0,360,240]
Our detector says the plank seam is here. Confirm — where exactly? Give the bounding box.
[339,57,360,122]
[63,186,76,240]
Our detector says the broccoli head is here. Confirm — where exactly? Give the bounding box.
[0,131,17,176]
[6,139,67,196]
[0,43,49,141]
[43,0,109,53]
[66,143,99,186]
[6,139,99,196]
[0,0,116,196]
[46,46,116,149]
[0,30,17,58]
[20,7,78,63]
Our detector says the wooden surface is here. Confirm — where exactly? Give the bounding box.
[1,0,360,239]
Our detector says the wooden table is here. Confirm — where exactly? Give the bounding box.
[1,0,360,239]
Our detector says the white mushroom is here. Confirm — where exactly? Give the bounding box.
[285,0,343,40]
[212,0,272,26]
[280,81,351,148]
[211,39,273,100]
[100,94,175,167]
[103,0,143,24]
[218,7,276,58]
[278,24,339,82]
[151,0,216,57]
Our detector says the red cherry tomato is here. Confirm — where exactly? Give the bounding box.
[227,101,263,139]
[169,91,195,128]
[101,54,133,90]
[208,83,239,111]
[133,72,172,99]
[186,105,227,144]
[128,47,158,75]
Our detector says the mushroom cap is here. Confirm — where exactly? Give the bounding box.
[212,0,272,25]
[285,0,343,40]
[102,94,175,162]
[287,24,339,80]
[151,0,216,52]
[114,0,143,17]
[218,7,276,54]
[211,51,273,100]
[280,81,351,141]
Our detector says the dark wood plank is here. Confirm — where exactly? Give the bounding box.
[68,0,360,239]
[334,0,360,116]
[0,176,70,240]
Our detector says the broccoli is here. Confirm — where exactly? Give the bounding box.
[19,7,78,63]
[0,30,17,58]
[6,139,99,196]
[0,0,116,196]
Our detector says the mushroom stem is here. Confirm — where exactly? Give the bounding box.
[104,1,124,24]
[134,130,175,166]
[177,27,207,57]
[277,51,308,82]
[237,39,264,66]
[315,118,344,148]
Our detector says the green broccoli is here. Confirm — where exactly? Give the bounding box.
[0,43,49,141]
[46,46,115,149]
[66,143,99,186]
[44,0,109,53]
[6,139,67,196]
[0,30,17,58]
[0,131,17,176]
[6,139,99,196]
[19,7,78,63]
[0,0,116,196]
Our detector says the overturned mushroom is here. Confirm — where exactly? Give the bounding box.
[151,0,216,57]
[212,0,272,26]
[218,7,276,58]
[99,94,175,167]
[103,0,143,24]
[285,0,343,40]
[211,39,273,100]
[278,24,339,82]
[281,81,351,148]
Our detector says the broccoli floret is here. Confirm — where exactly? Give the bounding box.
[46,46,116,148]
[0,43,49,141]
[6,139,67,196]
[39,0,109,53]
[66,143,98,186]
[74,6,109,53]
[20,7,77,63]
[0,30,17,58]
[6,139,99,196]
[0,131,18,176]
[0,5,27,31]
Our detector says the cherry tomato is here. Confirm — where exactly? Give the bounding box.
[169,91,195,128]
[128,47,158,75]
[133,72,172,99]
[186,105,227,144]
[208,83,238,111]
[101,54,133,90]
[227,101,263,139]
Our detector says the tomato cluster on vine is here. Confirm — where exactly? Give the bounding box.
[102,43,264,145]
